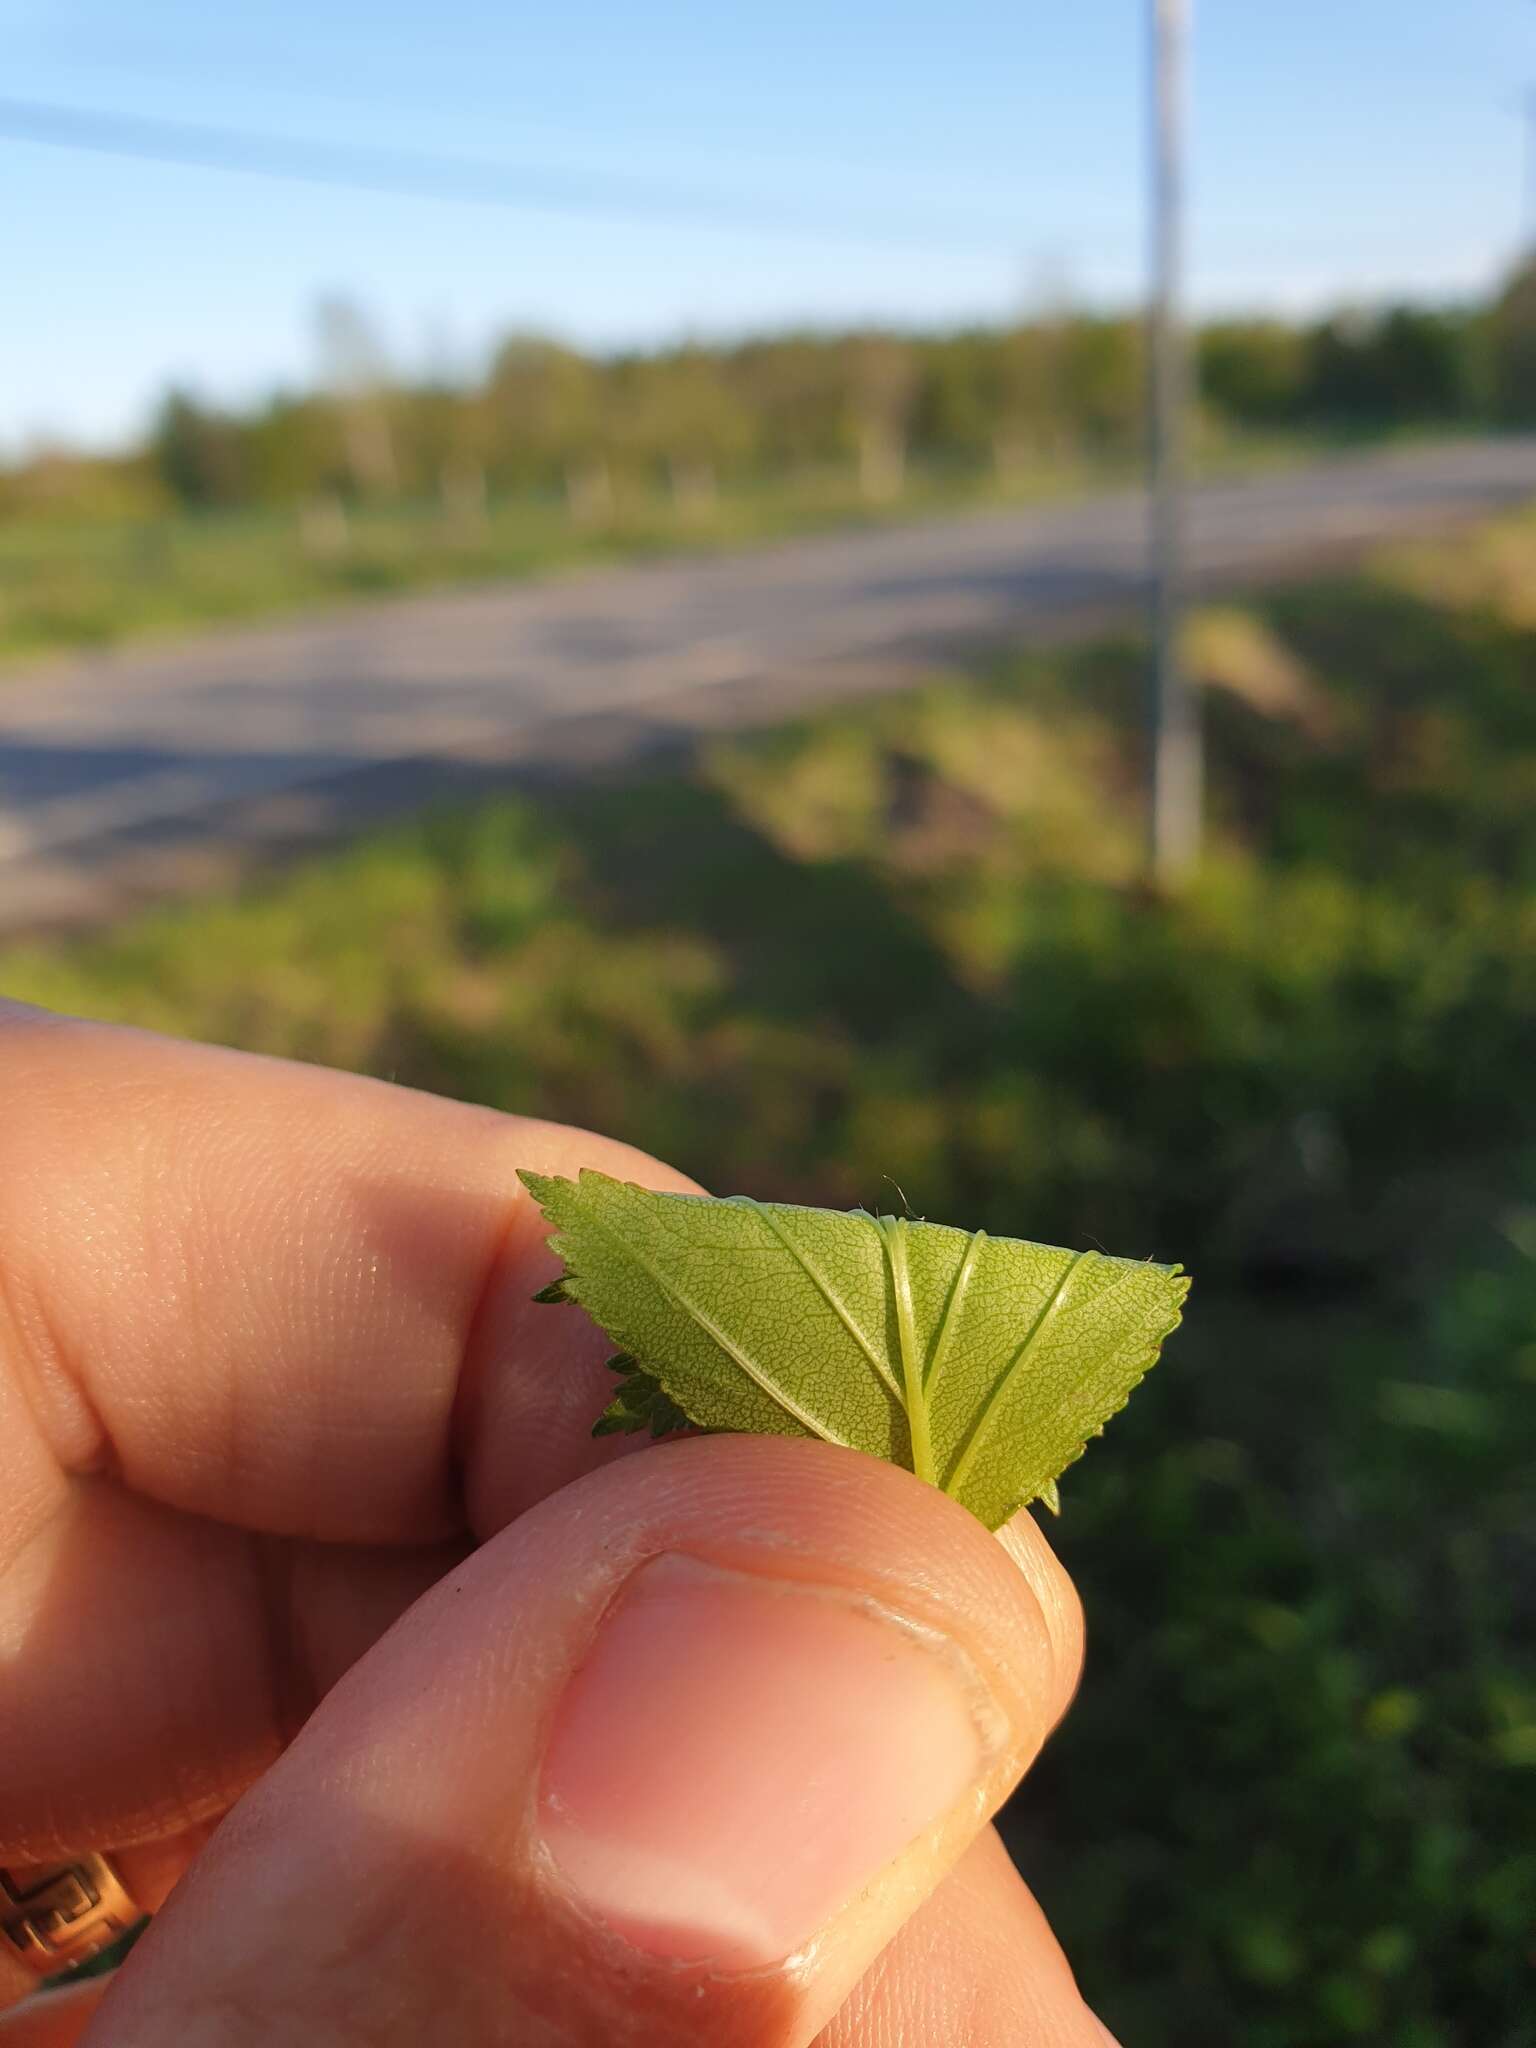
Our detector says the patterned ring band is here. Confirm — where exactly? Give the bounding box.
[1,1856,142,1977]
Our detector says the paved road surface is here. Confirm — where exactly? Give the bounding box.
[3,437,1532,932]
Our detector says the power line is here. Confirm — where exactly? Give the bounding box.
[0,95,1463,275]
[0,94,1068,259]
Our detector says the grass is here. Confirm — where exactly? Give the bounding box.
[3,511,1534,2045]
[0,424,1355,670]
[0,458,1091,667]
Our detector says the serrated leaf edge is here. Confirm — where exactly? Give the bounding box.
[999,1267,1189,1519]
[518,1170,852,1449]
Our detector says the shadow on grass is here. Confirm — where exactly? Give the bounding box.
[543,773,978,1050]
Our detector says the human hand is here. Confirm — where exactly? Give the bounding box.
[0,1004,1116,2047]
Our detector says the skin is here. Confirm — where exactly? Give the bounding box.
[0,1002,1118,2047]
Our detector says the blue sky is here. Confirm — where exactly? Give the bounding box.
[3,0,1529,449]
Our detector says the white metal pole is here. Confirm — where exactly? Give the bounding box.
[1147,0,1200,883]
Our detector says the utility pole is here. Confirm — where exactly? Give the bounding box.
[1146,0,1200,884]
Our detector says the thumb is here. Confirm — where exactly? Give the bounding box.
[84,1437,1083,2048]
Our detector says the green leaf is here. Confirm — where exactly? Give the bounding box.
[591,1356,693,1439]
[519,1170,1189,1530]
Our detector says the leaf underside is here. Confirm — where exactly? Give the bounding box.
[519,1169,1189,1531]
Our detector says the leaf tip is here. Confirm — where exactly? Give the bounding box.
[515,1166,567,1213]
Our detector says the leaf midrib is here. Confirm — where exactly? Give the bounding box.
[734,1198,904,1404]
[877,1213,935,1484]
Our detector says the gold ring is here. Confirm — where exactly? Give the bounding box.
[1,1856,142,1977]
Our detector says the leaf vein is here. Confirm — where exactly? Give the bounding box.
[580,1206,851,1446]
[924,1227,987,1394]
[731,1197,904,1406]
[943,1248,1100,1498]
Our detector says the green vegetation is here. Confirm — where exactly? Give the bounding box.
[3,512,1534,2044]
[6,260,1536,664]
[0,455,1103,666]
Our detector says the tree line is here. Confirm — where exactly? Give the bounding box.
[7,260,1536,526]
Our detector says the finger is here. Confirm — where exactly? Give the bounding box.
[1,1480,467,1859]
[0,1005,698,1551]
[0,1846,1122,2048]
[0,1007,692,1857]
[0,1824,224,2019]
[0,1844,1118,2048]
[817,1829,1118,2046]
[84,1437,1084,2048]
[0,1983,107,2048]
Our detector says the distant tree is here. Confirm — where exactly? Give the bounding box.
[611,347,754,509]
[1304,307,1471,426]
[314,296,399,498]
[732,336,845,472]
[839,335,919,500]
[1487,258,1536,423]
[0,446,166,523]
[13,291,1511,535]
[240,394,348,505]
[990,320,1074,472]
[1304,312,1381,419]
[1058,318,1142,452]
[394,380,486,521]
[487,337,612,515]
[150,390,247,509]
[911,332,995,467]
[1199,321,1308,426]
[1371,307,1471,418]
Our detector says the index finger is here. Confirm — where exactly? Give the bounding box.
[0,1002,698,1552]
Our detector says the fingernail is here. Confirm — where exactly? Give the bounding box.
[538,1554,1003,1968]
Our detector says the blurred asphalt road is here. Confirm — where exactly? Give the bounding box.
[3,436,1532,932]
